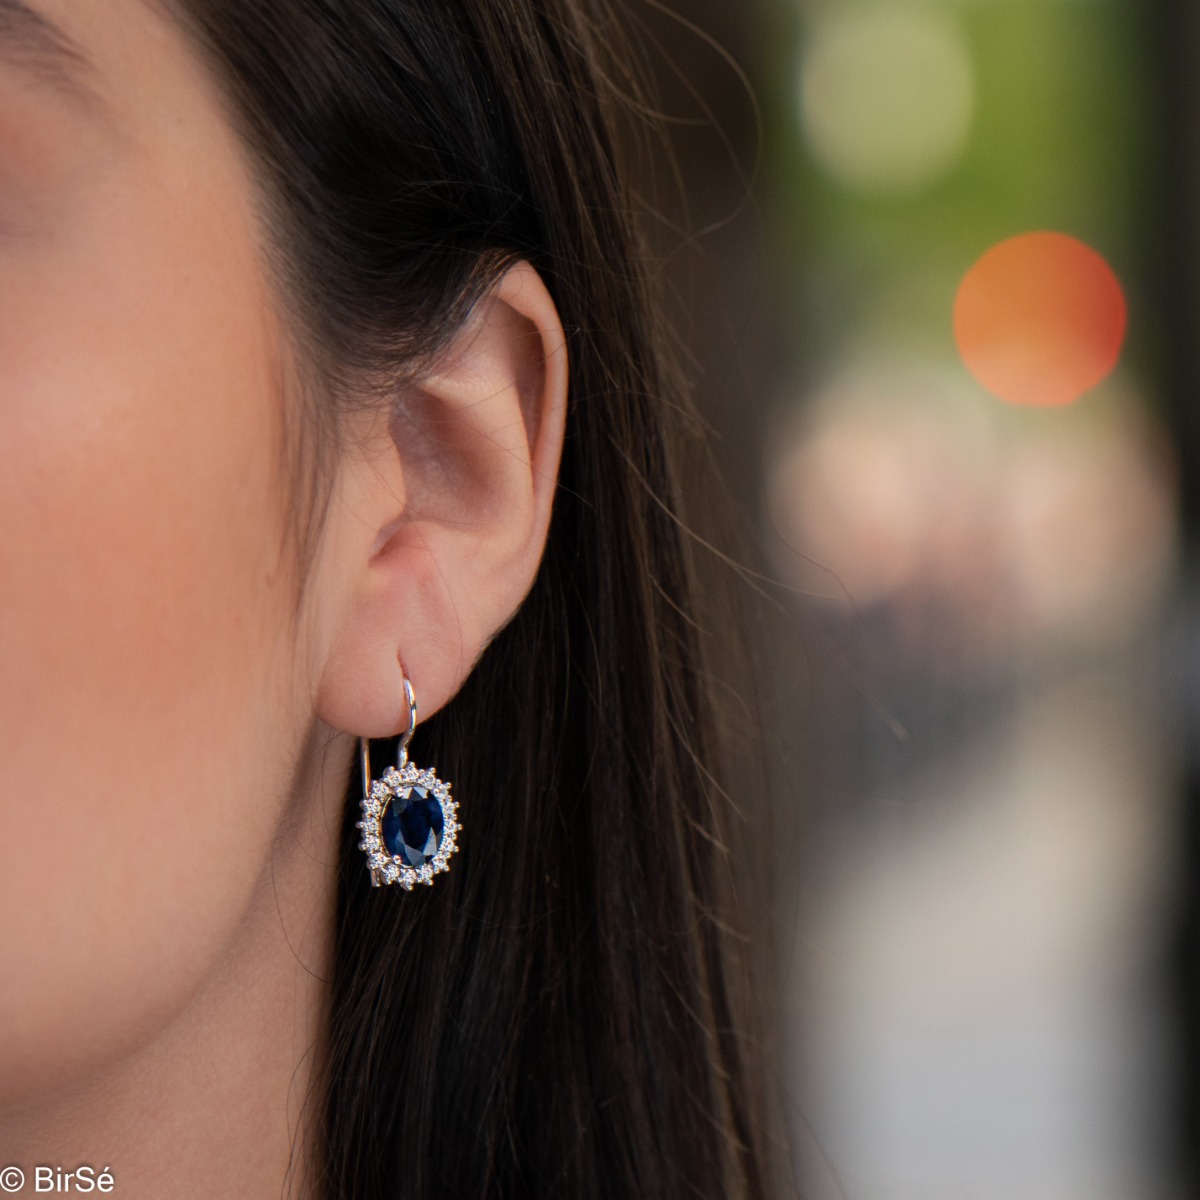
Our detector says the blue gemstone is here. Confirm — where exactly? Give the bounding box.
[381,785,443,867]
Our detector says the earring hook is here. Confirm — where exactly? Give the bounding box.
[396,673,417,765]
[359,667,418,797]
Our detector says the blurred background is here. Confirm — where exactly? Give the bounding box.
[617,0,1198,1196]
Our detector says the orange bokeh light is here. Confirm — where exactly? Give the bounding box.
[954,232,1127,407]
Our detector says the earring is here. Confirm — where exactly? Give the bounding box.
[356,670,459,889]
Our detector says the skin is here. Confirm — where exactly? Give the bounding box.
[0,1,568,1195]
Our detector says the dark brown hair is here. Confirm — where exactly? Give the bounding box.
[170,1,786,1195]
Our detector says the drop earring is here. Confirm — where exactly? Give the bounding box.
[357,670,459,889]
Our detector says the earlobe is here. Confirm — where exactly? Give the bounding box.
[311,261,568,741]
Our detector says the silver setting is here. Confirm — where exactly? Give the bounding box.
[356,672,459,889]
[356,760,459,889]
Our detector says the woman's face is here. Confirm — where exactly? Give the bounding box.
[0,0,327,1103]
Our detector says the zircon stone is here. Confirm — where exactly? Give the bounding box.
[381,784,443,867]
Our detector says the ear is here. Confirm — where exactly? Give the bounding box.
[310,260,568,737]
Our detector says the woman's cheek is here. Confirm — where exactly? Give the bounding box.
[0,110,306,1107]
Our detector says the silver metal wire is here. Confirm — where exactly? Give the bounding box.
[395,674,417,765]
[359,666,418,799]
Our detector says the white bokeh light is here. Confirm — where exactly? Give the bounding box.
[799,8,975,196]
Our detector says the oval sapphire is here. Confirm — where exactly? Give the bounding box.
[381,784,443,867]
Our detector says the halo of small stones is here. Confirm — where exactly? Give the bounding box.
[357,761,459,890]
